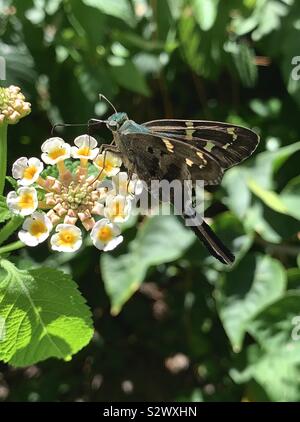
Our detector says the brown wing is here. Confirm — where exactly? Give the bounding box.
[118,130,223,186]
[142,119,259,170]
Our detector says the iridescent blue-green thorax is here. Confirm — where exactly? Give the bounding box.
[106,112,150,135]
[107,112,128,129]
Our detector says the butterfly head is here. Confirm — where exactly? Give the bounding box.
[106,112,128,132]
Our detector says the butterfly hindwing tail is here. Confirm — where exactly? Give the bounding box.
[184,213,235,265]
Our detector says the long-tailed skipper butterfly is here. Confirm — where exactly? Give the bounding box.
[90,96,259,265]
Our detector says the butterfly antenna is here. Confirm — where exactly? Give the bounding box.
[99,93,117,114]
[51,121,105,136]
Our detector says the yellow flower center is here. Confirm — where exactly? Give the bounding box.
[18,193,34,209]
[58,230,77,246]
[104,160,114,172]
[23,165,37,180]
[48,148,66,160]
[95,157,113,172]
[77,146,91,156]
[98,226,113,242]
[29,220,47,237]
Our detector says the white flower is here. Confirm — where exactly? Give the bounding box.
[104,194,132,223]
[41,137,71,165]
[93,151,122,176]
[50,224,82,252]
[12,157,44,186]
[6,187,38,216]
[112,172,144,196]
[71,134,99,160]
[90,218,123,251]
[18,212,53,247]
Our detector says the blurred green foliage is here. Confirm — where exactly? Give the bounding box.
[0,0,300,402]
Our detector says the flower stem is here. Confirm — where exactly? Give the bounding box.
[0,123,8,195]
[80,158,88,168]
[0,240,25,255]
[57,160,66,177]
[0,215,23,246]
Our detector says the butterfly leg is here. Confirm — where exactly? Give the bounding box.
[88,144,121,185]
[125,169,135,196]
[98,143,119,155]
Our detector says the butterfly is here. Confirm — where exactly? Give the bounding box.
[90,97,259,265]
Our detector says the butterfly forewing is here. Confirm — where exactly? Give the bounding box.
[142,119,259,170]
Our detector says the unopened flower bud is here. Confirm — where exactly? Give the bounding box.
[0,85,31,125]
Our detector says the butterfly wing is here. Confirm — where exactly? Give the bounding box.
[117,130,223,186]
[117,129,234,264]
[143,119,259,170]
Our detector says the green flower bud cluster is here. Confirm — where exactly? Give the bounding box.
[61,182,94,210]
[0,85,31,125]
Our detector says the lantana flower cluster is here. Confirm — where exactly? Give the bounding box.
[6,134,142,252]
[0,85,31,125]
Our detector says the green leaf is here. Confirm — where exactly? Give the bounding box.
[237,293,300,401]
[233,0,292,41]
[0,260,93,367]
[244,351,300,402]
[249,98,281,118]
[243,201,282,243]
[101,253,144,315]
[155,0,173,40]
[218,255,286,351]
[247,179,289,214]
[247,142,300,190]
[231,42,257,88]
[101,216,194,315]
[0,195,11,224]
[272,142,300,173]
[179,12,205,76]
[111,60,150,96]
[248,292,300,351]
[82,0,136,27]
[252,0,291,41]
[223,167,251,218]
[280,176,300,220]
[192,0,219,31]
[287,268,300,290]
[247,175,300,221]
[178,8,222,80]
[0,42,36,86]
[5,176,18,190]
